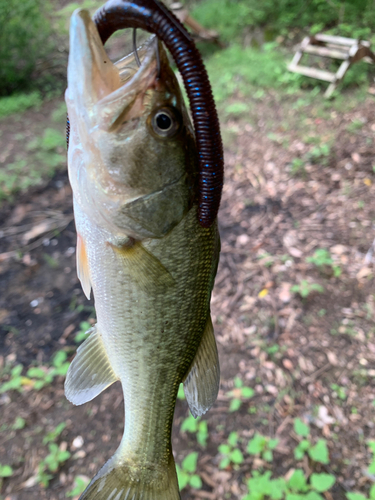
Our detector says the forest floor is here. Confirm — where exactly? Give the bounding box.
[1,81,375,500]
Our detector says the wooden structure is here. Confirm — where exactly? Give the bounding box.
[170,2,222,46]
[288,33,375,98]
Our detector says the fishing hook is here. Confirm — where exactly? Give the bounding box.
[133,27,161,78]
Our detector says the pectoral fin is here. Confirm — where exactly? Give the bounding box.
[65,325,118,405]
[183,315,220,418]
[109,241,175,292]
[76,233,91,300]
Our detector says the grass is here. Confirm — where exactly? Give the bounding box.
[0,119,66,203]
[0,92,42,119]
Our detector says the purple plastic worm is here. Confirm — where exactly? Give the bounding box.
[93,0,224,228]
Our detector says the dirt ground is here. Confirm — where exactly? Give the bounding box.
[1,87,375,500]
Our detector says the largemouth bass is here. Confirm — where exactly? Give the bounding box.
[64,8,221,500]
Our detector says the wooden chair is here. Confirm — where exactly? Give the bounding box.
[288,34,375,97]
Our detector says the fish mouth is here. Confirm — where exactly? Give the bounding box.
[95,35,163,131]
[67,9,164,132]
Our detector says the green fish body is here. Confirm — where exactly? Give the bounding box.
[65,10,220,500]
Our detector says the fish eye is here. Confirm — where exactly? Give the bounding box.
[151,108,179,138]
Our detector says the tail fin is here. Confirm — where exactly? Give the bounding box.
[79,452,180,500]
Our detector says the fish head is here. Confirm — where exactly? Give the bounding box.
[66,9,197,238]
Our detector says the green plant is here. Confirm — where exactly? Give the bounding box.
[294,419,330,464]
[66,476,90,497]
[0,351,70,394]
[295,438,330,465]
[218,432,244,469]
[226,377,255,412]
[243,469,336,500]
[177,383,185,400]
[43,423,66,445]
[0,364,24,393]
[0,0,57,95]
[346,119,364,133]
[291,280,324,299]
[346,488,375,500]
[307,144,331,165]
[330,383,347,401]
[75,321,92,343]
[27,351,70,390]
[12,417,26,430]
[0,92,42,118]
[247,433,279,462]
[37,443,71,487]
[306,249,341,277]
[290,157,306,177]
[180,415,208,447]
[0,463,13,490]
[0,464,13,477]
[176,452,202,490]
[224,101,250,117]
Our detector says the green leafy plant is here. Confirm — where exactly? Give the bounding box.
[0,351,70,394]
[66,476,90,497]
[226,377,255,412]
[306,249,341,277]
[177,383,185,400]
[293,419,330,465]
[291,280,324,299]
[176,452,202,491]
[346,487,375,500]
[43,423,66,445]
[74,321,92,343]
[290,157,306,177]
[0,464,13,477]
[37,443,71,487]
[330,383,347,401]
[218,432,244,469]
[0,364,25,393]
[180,415,208,447]
[0,463,14,490]
[26,350,70,390]
[247,433,279,462]
[0,92,42,118]
[243,469,336,500]
[307,143,331,166]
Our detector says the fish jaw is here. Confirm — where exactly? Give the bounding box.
[66,9,197,239]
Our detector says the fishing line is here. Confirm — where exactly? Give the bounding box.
[132,28,141,67]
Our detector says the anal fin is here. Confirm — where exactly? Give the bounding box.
[65,325,118,405]
[109,240,175,292]
[77,233,92,300]
[183,315,220,418]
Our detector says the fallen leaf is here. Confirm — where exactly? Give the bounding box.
[330,244,347,255]
[279,283,292,303]
[258,288,268,298]
[351,152,361,164]
[282,358,293,371]
[357,267,372,280]
[22,221,52,244]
